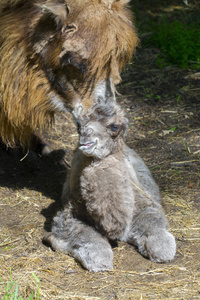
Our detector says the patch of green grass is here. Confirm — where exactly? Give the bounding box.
[146,18,200,69]
[1,269,40,300]
[181,138,190,153]
[174,169,184,180]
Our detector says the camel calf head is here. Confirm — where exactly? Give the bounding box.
[72,94,129,159]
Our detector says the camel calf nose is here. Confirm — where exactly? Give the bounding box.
[80,126,94,137]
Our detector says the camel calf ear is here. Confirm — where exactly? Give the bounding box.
[122,117,129,137]
[72,105,84,120]
[38,0,68,25]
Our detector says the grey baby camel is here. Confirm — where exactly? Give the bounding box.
[44,99,176,272]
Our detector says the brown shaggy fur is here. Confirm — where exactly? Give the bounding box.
[0,0,139,147]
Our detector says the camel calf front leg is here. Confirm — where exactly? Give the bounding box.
[43,209,113,272]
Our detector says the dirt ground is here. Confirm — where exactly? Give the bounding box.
[0,1,200,299]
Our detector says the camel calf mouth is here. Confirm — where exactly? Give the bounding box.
[79,140,97,154]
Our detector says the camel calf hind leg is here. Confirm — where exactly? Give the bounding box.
[127,207,176,263]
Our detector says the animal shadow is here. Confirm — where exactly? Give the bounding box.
[0,144,68,231]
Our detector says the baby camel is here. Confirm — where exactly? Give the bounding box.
[44,100,176,272]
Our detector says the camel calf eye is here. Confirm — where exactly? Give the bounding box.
[110,124,119,132]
